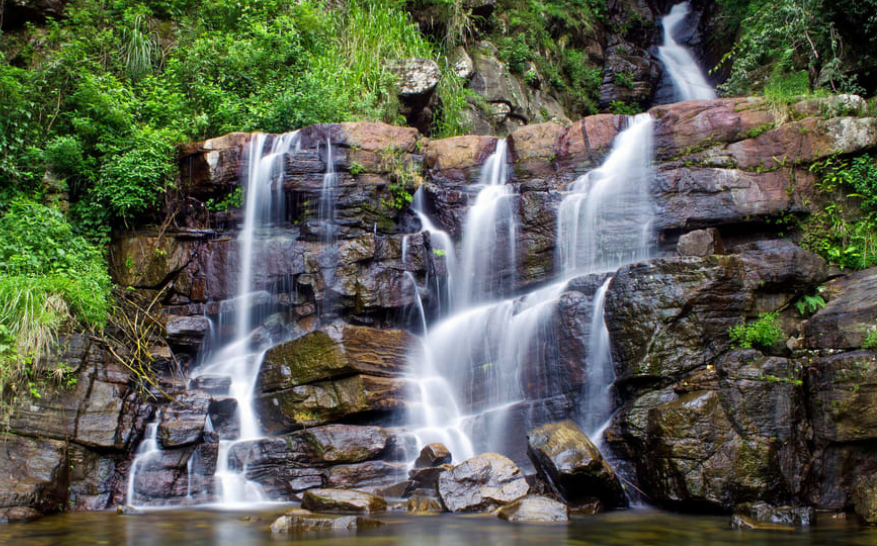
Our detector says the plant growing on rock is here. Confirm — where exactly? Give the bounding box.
[795,288,826,316]
[729,311,785,349]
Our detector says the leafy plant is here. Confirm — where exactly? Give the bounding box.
[795,288,826,315]
[614,71,635,90]
[863,327,877,351]
[608,100,640,115]
[729,311,785,349]
[205,187,244,212]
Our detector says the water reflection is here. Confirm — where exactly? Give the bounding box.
[4,508,876,546]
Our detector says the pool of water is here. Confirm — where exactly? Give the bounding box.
[5,507,875,546]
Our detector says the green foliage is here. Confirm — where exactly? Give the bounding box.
[0,200,109,400]
[715,0,875,96]
[795,289,826,315]
[614,71,635,90]
[729,311,785,349]
[864,327,877,351]
[608,100,640,115]
[801,155,877,270]
[205,187,244,212]
[489,0,605,116]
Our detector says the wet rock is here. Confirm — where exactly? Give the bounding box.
[0,434,68,522]
[807,351,877,443]
[453,47,474,80]
[296,424,389,464]
[598,44,661,110]
[415,443,452,468]
[129,433,219,505]
[437,453,530,512]
[191,375,232,396]
[407,492,443,513]
[804,267,877,350]
[732,503,815,527]
[526,421,626,508]
[116,505,142,515]
[496,496,569,523]
[325,461,409,492]
[165,315,210,350]
[158,390,211,448]
[377,481,414,499]
[207,397,239,440]
[270,508,385,532]
[607,350,811,511]
[730,515,795,531]
[677,228,724,257]
[605,241,826,385]
[257,324,413,392]
[254,374,408,434]
[301,489,388,514]
[409,464,453,490]
[853,475,877,524]
[653,168,815,233]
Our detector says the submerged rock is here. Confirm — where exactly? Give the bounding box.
[496,496,569,523]
[437,453,530,512]
[270,508,384,533]
[526,421,626,509]
[732,503,815,528]
[300,489,388,514]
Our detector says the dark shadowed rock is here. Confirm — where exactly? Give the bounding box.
[190,375,232,396]
[415,443,452,468]
[526,421,626,508]
[677,228,724,257]
[301,489,388,513]
[804,267,877,350]
[407,492,443,512]
[409,464,453,490]
[165,315,210,350]
[853,475,877,524]
[437,453,529,512]
[296,425,389,464]
[496,496,569,523]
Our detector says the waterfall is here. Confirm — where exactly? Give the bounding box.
[456,139,516,307]
[657,2,716,102]
[407,116,655,462]
[127,131,300,507]
[412,189,456,315]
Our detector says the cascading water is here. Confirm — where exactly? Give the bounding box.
[657,2,717,102]
[412,189,456,315]
[407,116,655,462]
[127,131,301,507]
[456,139,516,307]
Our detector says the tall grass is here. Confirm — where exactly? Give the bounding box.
[311,0,437,123]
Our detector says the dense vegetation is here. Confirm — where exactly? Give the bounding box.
[0,0,876,403]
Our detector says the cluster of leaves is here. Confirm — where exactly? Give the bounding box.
[484,0,606,116]
[714,0,876,97]
[729,311,785,349]
[0,200,110,398]
[800,155,877,270]
[205,187,244,212]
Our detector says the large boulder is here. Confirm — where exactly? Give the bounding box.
[605,241,826,386]
[496,496,569,523]
[414,443,452,468]
[803,268,877,350]
[437,453,530,512]
[526,421,626,508]
[606,350,811,511]
[257,324,413,391]
[301,489,387,514]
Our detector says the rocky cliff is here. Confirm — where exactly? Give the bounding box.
[3,94,877,524]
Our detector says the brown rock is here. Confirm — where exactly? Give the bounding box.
[496,496,569,523]
[677,228,724,257]
[414,443,452,468]
[301,489,388,514]
[437,453,530,512]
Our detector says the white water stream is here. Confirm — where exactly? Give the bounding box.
[657,2,717,102]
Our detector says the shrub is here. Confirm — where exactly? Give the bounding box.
[729,311,785,349]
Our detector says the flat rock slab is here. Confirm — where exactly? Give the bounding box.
[301,489,387,514]
[270,508,385,532]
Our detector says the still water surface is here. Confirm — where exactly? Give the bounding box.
[5,507,875,546]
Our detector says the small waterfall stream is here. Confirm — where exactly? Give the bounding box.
[407,116,656,462]
[657,2,717,102]
[127,131,301,507]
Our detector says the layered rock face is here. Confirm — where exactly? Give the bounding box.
[5,94,877,523]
